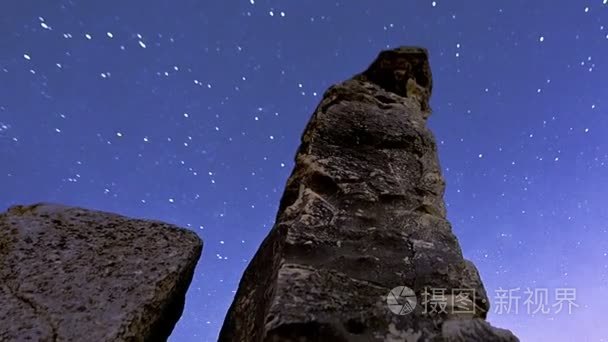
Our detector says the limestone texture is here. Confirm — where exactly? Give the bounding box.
[0,203,202,341]
[219,47,518,341]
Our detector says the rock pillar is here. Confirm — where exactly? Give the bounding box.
[220,47,518,342]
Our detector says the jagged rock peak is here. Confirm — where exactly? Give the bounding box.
[0,203,203,341]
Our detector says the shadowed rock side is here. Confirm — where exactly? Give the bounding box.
[219,47,518,341]
[0,203,203,341]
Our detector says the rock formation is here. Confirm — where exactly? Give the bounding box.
[219,47,518,341]
[0,203,202,341]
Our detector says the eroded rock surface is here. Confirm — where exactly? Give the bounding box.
[219,47,517,341]
[0,203,202,341]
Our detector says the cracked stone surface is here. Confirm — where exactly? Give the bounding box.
[0,203,203,341]
[219,47,518,341]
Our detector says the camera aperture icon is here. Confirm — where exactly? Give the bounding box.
[387,286,417,315]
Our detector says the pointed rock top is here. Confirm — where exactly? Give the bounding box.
[356,46,433,115]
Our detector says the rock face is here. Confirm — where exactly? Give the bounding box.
[0,203,202,341]
[219,47,518,341]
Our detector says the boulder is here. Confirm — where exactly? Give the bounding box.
[0,203,202,341]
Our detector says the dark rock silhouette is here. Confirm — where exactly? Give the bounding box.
[219,47,518,341]
[0,203,202,341]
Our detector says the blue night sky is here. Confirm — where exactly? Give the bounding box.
[1,1,607,341]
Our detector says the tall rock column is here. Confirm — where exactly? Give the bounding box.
[220,47,518,341]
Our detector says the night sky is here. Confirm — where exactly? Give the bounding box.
[1,1,607,341]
